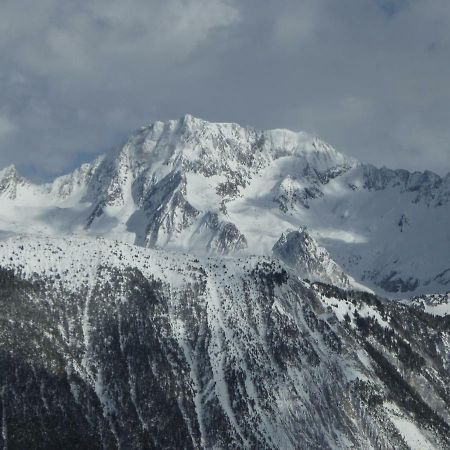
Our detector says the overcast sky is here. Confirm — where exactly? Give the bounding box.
[1,0,450,180]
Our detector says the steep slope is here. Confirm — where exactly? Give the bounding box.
[0,115,449,296]
[0,235,448,449]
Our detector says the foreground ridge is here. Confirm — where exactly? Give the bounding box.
[0,235,449,449]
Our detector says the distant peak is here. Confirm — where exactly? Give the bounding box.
[177,114,246,131]
[0,164,19,178]
[181,113,196,122]
[179,113,204,128]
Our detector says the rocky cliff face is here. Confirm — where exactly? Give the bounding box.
[272,228,354,290]
[0,165,29,200]
[0,236,449,449]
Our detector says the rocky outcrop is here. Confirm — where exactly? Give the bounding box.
[191,211,247,255]
[273,228,352,289]
[0,165,28,200]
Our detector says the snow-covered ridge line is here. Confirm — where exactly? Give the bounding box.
[0,234,196,291]
[0,234,283,294]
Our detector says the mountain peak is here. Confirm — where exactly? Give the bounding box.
[0,164,18,179]
[180,113,201,125]
[131,115,356,173]
[0,164,28,200]
[273,228,354,290]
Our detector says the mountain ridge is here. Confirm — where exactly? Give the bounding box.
[0,115,449,297]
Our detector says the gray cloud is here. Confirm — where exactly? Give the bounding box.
[0,0,449,179]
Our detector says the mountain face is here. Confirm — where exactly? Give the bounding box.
[0,115,449,296]
[0,236,449,450]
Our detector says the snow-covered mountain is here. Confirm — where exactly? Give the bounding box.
[0,235,449,449]
[1,115,449,297]
[1,116,450,449]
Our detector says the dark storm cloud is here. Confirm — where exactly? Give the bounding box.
[0,0,449,178]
